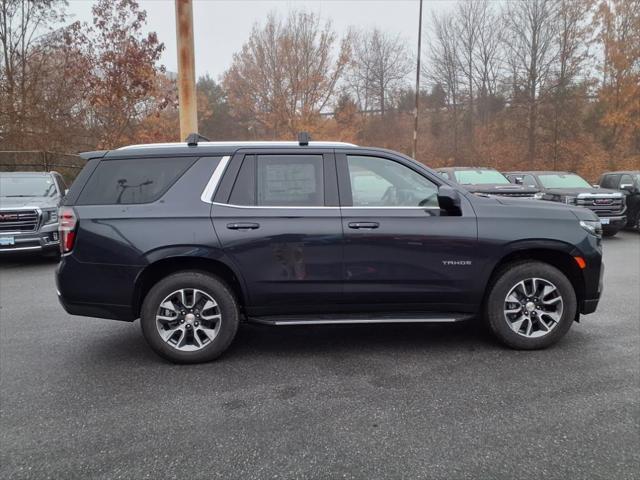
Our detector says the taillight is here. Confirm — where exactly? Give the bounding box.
[59,207,78,254]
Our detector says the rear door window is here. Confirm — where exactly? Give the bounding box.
[256,155,324,206]
[77,157,196,205]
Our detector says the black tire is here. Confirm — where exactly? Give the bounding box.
[140,271,239,364]
[484,261,577,350]
[602,226,619,237]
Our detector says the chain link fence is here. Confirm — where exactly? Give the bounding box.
[0,151,83,185]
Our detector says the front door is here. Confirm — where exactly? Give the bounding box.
[336,151,479,312]
[211,150,343,313]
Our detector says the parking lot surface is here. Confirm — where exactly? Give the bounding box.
[1,232,639,479]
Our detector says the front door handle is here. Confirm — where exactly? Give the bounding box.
[227,222,260,230]
[348,222,380,229]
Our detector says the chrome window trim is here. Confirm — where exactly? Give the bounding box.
[210,202,440,210]
[200,155,231,204]
[342,206,440,210]
[202,154,441,210]
[211,202,339,210]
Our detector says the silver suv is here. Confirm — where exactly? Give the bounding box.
[0,171,66,256]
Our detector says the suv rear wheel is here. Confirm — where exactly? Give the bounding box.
[140,271,239,363]
[485,261,577,349]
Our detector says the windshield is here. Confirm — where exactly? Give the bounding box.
[453,170,511,185]
[538,174,591,189]
[0,176,58,198]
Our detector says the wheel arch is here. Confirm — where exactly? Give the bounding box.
[485,246,585,319]
[133,255,247,318]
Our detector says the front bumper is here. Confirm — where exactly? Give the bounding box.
[0,223,60,253]
[598,215,626,231]
[580,259,604,315]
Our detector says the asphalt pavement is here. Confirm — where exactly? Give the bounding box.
[1,232,639,479]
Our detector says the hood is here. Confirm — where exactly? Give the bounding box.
[462,183,539,195]
[0,196,61,210]
[493,195,598,221]
[542,187,622,197]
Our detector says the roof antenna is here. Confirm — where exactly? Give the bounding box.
[186,133,211,147]
[298,132,310,146]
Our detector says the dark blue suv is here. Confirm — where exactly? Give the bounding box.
[56,136,604,363]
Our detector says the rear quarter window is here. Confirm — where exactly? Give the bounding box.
[77,157,197,205]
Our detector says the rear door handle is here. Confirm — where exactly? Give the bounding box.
[348,222,380,229]
[227,222,260,230]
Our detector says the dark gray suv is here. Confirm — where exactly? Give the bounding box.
[56,136,604,363]
[0,171,66,256]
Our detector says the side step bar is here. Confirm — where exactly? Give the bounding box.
[248,313,474,326]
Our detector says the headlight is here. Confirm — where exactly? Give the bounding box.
[42,208,58,225]
[580,220,602,237]
[534,192,544,199]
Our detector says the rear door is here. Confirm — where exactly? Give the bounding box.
[210,149,343,313]
[336,150,479,311]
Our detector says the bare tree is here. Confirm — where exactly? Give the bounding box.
[550,0,592,168]
[347,28,412,116]
[472,0,503,125]
[456,0,484,150]
[504,0,560,162]
[0,0,67,148]
[223,10,350,137]
[426,12,462,161]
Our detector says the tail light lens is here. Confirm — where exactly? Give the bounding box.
[59,207,78,254]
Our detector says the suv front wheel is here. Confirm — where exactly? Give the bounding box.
[485,261,577,349]
[140,271,239,363]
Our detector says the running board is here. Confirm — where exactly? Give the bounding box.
[248,312,473,326]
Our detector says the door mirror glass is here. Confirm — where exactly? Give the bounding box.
[437,185,462,216]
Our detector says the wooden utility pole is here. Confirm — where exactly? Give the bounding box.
[175,0,198,140]
[412,0,424,160]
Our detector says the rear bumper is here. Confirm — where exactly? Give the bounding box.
[55,254,140,321]
[56,291,136,321]
[0,224,60,253]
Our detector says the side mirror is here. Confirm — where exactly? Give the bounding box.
[592,184,600,189]
[438,185,462,216]
[514,177,523,185]
[64,188,69,195]
[620,183,634,192]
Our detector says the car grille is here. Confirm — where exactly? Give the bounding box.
[0,209,40,232]
[576,196,625,216]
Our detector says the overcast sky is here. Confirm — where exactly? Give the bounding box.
[66,0,455,80]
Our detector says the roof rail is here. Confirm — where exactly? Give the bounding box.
[186,133,211,147]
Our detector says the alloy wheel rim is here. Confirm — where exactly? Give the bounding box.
[503,277,563,338]
[155,288,221,351]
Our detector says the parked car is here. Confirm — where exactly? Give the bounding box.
[436,167,539,197]
[0,171,66,256]
[56,136,604,363]
[505,171,626,237]
[597,171,640,230]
